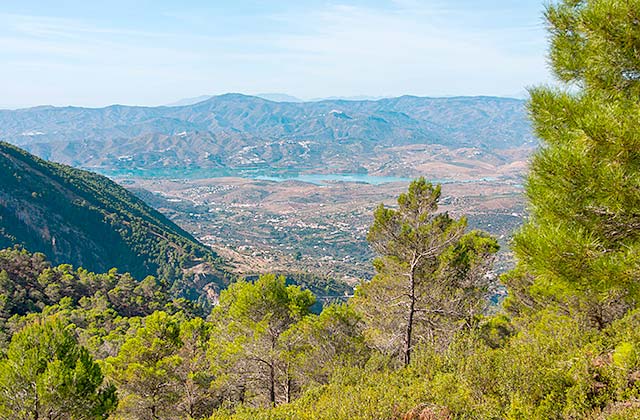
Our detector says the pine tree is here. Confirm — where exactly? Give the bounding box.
[0,317,116,420]
[505,0,640,326]
[104,311,183,419]
[355,178,498,365]
[209,274,315,407]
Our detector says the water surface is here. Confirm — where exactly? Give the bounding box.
[94,167,413,185]
[93,166,496,186]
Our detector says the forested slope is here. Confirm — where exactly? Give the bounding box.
[0,142,227,296]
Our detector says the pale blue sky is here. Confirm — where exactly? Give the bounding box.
[0,1,552,108]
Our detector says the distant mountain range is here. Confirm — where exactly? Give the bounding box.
[166,93,385,106]
[166,93,304,106]
[0,142,227,296]
[0,94,535,173]
[255,93,304,103]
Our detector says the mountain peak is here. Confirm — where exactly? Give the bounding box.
[254,93,303,103]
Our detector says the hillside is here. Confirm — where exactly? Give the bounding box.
[0,94,534,173]
[0,142,227,296]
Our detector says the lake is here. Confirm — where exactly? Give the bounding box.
[94,167,415,185]
[94,166,497,186]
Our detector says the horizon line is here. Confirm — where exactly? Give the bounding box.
[1,92,529,111]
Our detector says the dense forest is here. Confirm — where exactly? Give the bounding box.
[0,141,229,301]
[2,0,640,419]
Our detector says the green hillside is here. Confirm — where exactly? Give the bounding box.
[0,141,227,296]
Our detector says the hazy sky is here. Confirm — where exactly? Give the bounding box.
[1,1,552,108]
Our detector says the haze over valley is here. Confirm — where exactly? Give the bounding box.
[1,93,532,286]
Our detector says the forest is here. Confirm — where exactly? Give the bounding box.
[0,140,229,298]
[2,0,640,419]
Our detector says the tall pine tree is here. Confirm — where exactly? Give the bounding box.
[505,0,640,326]
[355,178,498,365]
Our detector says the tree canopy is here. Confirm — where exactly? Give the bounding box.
[506,0,640,327]
[0,317,116,420]
[355,177,498,364]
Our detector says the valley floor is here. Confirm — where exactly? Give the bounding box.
[124,175,525,286]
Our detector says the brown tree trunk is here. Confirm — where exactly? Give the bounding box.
[404,271,416,366]
[269,364,276,406]
[286,374,292,404]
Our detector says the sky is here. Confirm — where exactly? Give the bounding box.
[0,1,553,109]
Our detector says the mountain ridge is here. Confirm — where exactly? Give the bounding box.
[0,94,534,175]
[5,93,527,111]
